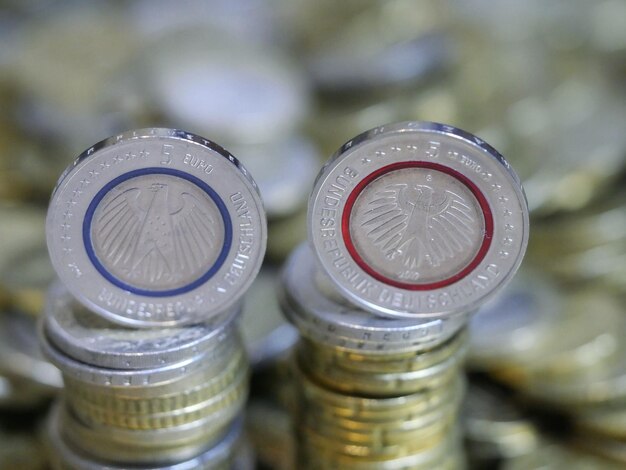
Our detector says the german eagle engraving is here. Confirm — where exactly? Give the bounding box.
[93,182,219,288]
[359,184,477,270]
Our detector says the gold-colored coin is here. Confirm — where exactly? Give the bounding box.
[299,408,455,450]
[299,426,463,470]
[60,403,232,465]
[298,346,462,396]
[295,364,464,419]
[64,346,246,413]
[300,329,466,374]
[69,367,247,430]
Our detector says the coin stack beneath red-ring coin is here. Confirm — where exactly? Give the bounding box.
[41,129,267,469]
[281,122,530,469]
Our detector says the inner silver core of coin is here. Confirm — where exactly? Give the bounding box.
[349,168,484,285]
[91,174,225,291]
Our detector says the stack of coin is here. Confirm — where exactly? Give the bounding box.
[40,129,267,469]
[41,283,250,468]
[281,243,468,468]
[281,122,529,468]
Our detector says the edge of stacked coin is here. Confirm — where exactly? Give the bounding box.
[40,281,253,469]
[280,243,468,469]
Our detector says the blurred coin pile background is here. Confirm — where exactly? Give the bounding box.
[0,0,625,469]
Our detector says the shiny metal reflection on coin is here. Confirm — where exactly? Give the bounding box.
[44,281,241,370]
[40,321,237,388]
[280,243,466,353]
[46,128,267,327]
[45,402,254,470]
[308,121,529,319]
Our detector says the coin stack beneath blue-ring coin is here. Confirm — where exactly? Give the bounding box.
[281,122,530,469]
[40,129,267,469]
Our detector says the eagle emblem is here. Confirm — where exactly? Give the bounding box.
[358,184,477,271]
[93,181,220,288]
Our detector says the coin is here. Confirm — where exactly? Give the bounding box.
[60,402,234,464]
[40,324,236,388]
[64,348,246,414]
[309,121,529,318]
[280,243,467,353]
[46,128,267,327]
[70,369,247,431]
[46,402,253,470]
[44,281,241,370]
[298,342,463,396]
[298,375,464,421]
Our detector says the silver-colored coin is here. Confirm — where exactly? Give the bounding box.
[46,128,267,327]
[309,121,529,318]
[46,402,252,470]
[280,243,466,353]
[43,281,240,370]
[59,400,243,463]
[39,324,236,388]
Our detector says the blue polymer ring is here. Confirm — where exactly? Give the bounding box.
[83,167,233,297]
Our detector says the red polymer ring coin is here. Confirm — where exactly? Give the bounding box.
[309,121,529,319]
[341,161,494,291]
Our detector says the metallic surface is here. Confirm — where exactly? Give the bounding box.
[39,322,237,387]
[44,281,240,370]
[45,402,253,470]
[46,128,267,327]
[280,243,466,353]
[295,361,466,469]
[309,121,529,318]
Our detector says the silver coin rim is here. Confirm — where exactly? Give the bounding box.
[308,121,529,318]
[38,322,237,388]
[280,243,467,351]
[46,401,246,470]
[46,128,267,327]
[43,280,240,370]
